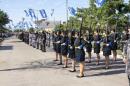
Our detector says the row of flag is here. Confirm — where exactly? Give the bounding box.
[24,7,77,20]
[24,9,47,19]
[12,0,106,29]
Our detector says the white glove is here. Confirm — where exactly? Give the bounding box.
[70,46,72,49]
[56,41,60,43]
[106,44,109,46]
[61,43,65,45]
[97,41,100,44]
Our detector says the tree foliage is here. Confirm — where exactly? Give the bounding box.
[55,0,130,32]
[0,9,9,27]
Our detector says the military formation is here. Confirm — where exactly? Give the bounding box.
[18,30,51,52]
[18,28,129,78]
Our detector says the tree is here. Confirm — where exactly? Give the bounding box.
[0,9,9,28]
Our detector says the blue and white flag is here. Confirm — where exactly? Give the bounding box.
[68,7,76,16]
[96,0,106,7]
[29,9,37,19]
[24,10,29,17]
[39,9,47,18]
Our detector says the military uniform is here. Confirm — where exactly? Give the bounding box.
[41,31,46,52]
[85,34,93,53]
[121,32,129,51]
[102,36,111,56]
[109,33,117,50]
[68,36,75,59]
[55,34,62,53]
[74,37,86,62]
[93,34,101,54]
[61,35,68,56]
[52,32,57,51]
[35,32,40,49]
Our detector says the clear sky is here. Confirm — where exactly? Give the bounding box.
[0,0,89,25]
[0,0,129,25]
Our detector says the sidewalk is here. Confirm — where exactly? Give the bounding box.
[0,37,128,86]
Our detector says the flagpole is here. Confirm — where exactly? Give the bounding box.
[66,0,68,30]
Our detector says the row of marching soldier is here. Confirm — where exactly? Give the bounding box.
[52,29,129,78]
[18,30,51,52]
[18,28,129,78]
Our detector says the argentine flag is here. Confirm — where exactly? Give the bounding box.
[28,9,37,19]
[68,7,76,16]
[39,9,47,19]
[96,0,106,7]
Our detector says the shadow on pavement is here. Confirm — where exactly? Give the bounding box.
[0,45,13,50]
[0,58,126,77]
[9,40,22,43]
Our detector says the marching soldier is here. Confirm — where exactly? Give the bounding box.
[35,31,39,49]
[61,31,69,68]
[74,32,86,78]
[123,28,130,86]
[93,31,101,65]
[85,31,93,63]
[55,31,62,65]
[52,31,58,61]
[102,33,111,69]
[109,30,118,61]
[121,30,129,51]
[68,31,76,72]
[41,31,46,52]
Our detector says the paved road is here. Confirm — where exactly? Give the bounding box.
[0,37,128,86]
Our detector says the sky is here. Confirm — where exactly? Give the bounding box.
[0,0,129,27]
[0,0,89,25]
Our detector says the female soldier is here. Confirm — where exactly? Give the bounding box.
[74,32,86,78]
[85,31,93,63]
[52,31,58,61]
[68,31,76,72]
[60,31,69,68]
[55,31,62,65]
[109,30,117,61]
[102,34,111,69]
[93,31,101,65]
[123,28,130,86]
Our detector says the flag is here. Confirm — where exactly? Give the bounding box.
[51,9,54,16]
[39,9,47,18]
[68,7,76,16]
[96,0,106,7]
[29,9,37,19]
[24,10,29,17]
